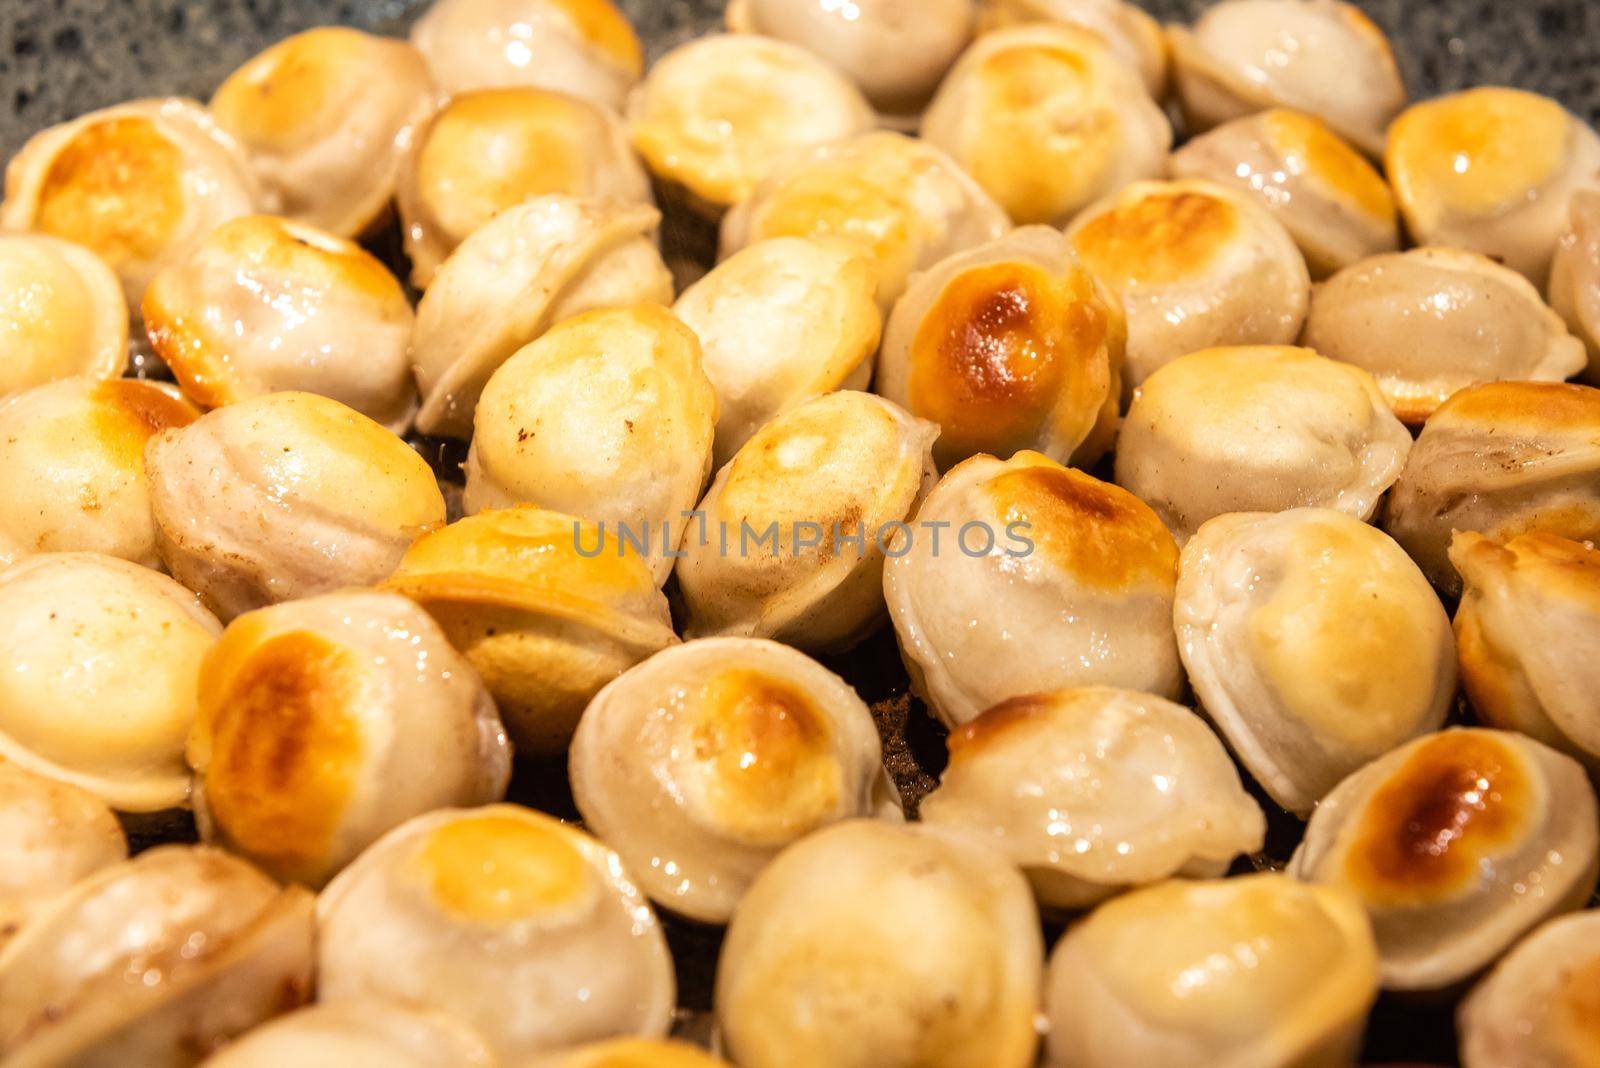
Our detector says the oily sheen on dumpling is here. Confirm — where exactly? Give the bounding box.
[1458,910,1600,1068]
[0,233,126,397]
[199,1000,497,1068]
[979,0,1167,97]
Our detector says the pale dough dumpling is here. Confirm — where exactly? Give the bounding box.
[884,451,1183,727]
[1382,381,1600,597]
[627,34,874,218]
[571,637,902,924]
[1064,179,1309,394]
[1290,728,1600,992]
[142,215,417,430]
[464,305,716,583]
[1458,910,1600,1068]
[0,377,197,569]
[1387,88,1600,288]
[1168,108,1400,278]
[398,88,652,287]
[715,820,1042,1068]
[145,391,447,621]
[0,553,221,813]
[673,237,882,470]
[1115,345,1411,543]
[199,1000,497,1068]
[1175,508,1456,814]
[922,24,1171,227]
[1303,248,1587,424]
[876,227,1125,471]
[317,804,675,1062]
[1044,874,1379,1068]
[0,233,126,397]
[210,27,436,238]
[921,688,1265,911]
[409,0,644,110]
[1547,189,1600,385]
[979,0,1167,98]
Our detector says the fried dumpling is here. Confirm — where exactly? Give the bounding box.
[200,1000,497,1068]
[627,34,874,219]
[542,1039,731,1068]
[1458,910,1600,1068]
[189,591,510,889]
[1,98,258,304]
[979,0,1167,98]
[571,637,901,924]
[142,215,416,430]
[1290,728,1600,992]
[1168,0,1405,155]
[0,233,126,397]
[1115,345,1411,543]
[0,845,313,1068]
[1387,88,1600,288]
[1064,179,1309,394]
[676,392,936,651]
[1175,508,1456,814]
[673,237,882,470]
[0,377,197,569]
[145,391,447,621]
[1382,381,1600,597]
[1168,108,1400,278]
[876,227,1125,470]
[884,451,1183,727]
[921,688,1264,911]
[715,820,1042,1068]
[720,131,1009,310]
[0,553,220,813]
[318,804,675,1062]
[1044,874,1379,1068]
[411,195,672,434]
[1547,189,1600,385]
[464,305,716,583]
[210,27,436,238]
[383,507,678,754]
[1452,532,1600,773]
[1303,248,1587,424]
[398,88,652,286]
[921,24,1171,227]
[725,0,976,128]
[409,0,643,110]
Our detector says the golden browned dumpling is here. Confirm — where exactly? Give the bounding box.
[543,1039,731,1068]
[1382,381,1600,596]
[1387,88,1600,287]
[1290,728,1600,992]
[979,0,1167,97]
[1168,108,1400,278]
[210,27,436,238]
[411,195,673,435]
[884,452,1183,727]
[0,377,197,568]
[199,1000,497,1068]
[189,591,510,888]
[1452,532,1600,772]
[398,88,652,285]
[627,34,874,219]
[720,131,1009,310]
[715,820,1042,1068]
[410,0,643,110]
[921,688,1264,911]
[383,507,678,754]
[145,392,447,621]
[1064,179,1309,394]
[921,24,1170,227]
[0,233,126,397]
[0,553,221,813]
[1175,509,1456,814]
[1044,875,1379,1068]
[464,305,716,583]
[318,805,675,1062]
[1115,345,1411,543]
[0,845,313,1067]
[570,637,901,923]
[142,215,416,430]
[676,392,936,651]
[1168,0,1405,155]
[1458,910,1600,1068]
[1548,189,1600,385]
[1303,248,1587,424]
[725,0,976,127]
[1,98,258,304]
[876,227,1125,470]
